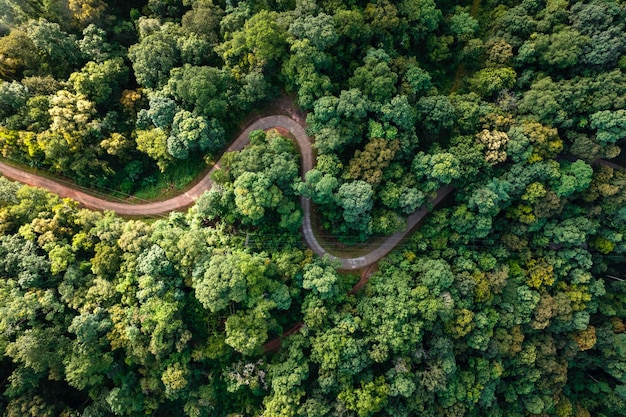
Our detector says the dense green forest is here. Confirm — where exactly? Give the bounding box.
[0,0,625,415]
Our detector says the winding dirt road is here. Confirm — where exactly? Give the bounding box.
[0,115,453,270]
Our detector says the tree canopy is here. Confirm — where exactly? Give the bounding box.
[0,0,625,416]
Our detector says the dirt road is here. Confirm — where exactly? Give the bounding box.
[0,115,452,270]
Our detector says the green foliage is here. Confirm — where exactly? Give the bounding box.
[69,57,128,105]
[137,92,178,129]
[416,95,456,135]
[78,24,119,63]
[302,257,341,300]
[570,0,626,68]
[468,67,516,98]
[0,1,625,416]
[517,29,590,70]
[307,89,369,154]
[507,121,562,163]
[398,0,441,41]
[135,128,173,172]
[335,180,374,232]
[165,64,235,120]
[349,48,398,104]
[345,138,400,186]
[198,129,301,230]
[167,110,224,159]
[0,29,41,79]
[448,8,478,42]
[219,9,289,75]
[413,151,461,185]
[24,18,82,79]
[128,23,180,89]
[193,250,255,313]
[402,64,432,97]
[338,376,390,417]
[234,171,281,224]
[0,80,28,119]
[590,109,626,145]
[181,0,223,42]
[296,169,339,205]
[289,12,337,50]
[68,0,106,28]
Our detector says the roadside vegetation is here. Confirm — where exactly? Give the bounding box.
[0,0,625,416]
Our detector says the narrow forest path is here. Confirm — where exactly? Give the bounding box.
[0,116,307,216]
[449,0,483,93]
[265,262,379,353]
[0,115,453,270]
[470,0,482,17]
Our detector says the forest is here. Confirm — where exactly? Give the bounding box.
[0,0,625,415]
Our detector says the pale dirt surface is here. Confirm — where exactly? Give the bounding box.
[0,113,461,354]
[0,115,454,270]
[0,116,308,216]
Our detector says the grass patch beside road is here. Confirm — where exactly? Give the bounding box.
[131,156,208,201]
